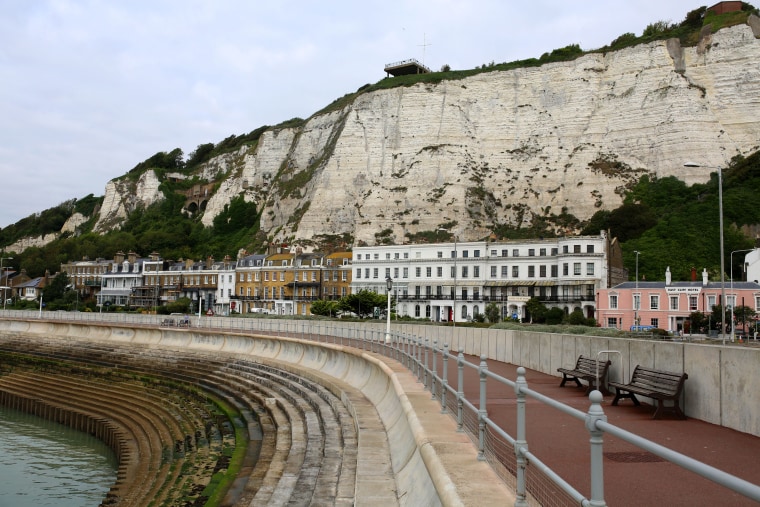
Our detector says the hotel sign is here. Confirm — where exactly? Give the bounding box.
[665,287,701,295]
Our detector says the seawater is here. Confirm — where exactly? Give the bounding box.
[0,405,118,507]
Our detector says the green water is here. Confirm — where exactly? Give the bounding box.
[0,405,117,507]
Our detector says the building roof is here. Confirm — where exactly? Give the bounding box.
[611,280,760,290]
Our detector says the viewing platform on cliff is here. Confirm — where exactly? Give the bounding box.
[384,58,431,77]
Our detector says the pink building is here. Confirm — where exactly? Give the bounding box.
[596,267,760,335]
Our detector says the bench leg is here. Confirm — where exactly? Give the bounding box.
[559,374,582,388]
[612,390,640,406]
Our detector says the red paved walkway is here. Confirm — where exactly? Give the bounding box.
[455,355,760,507]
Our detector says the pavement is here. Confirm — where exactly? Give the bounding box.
[455,354,760,507]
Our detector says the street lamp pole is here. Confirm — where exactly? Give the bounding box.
[730,248,754,342]
[437,229,458,326]
[634,250,640,328]
[385,276,393,343]
[0,256,12,310]
[685,162,725,343]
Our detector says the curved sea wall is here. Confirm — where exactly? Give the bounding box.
[0,318,510,506]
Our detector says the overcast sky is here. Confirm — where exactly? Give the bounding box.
[0,0,705,228]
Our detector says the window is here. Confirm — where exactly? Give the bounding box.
[528,249,535,256]
[491,249,497,256]
[264,272,269,281]
[373,268,378,278]
[650,318,659,328]
[386,268,391,278]
[573,262,581,275]
[551,265,558,277]
[551,248,558,255]
[563,245,569,254]
[356,269,361,279]
[528,266,535,278]
[727,295,736,309]
[438,267,444,277]
[386,253,391,259]
[403,267,408,278]
[670,296,679,310]
[633,294,640,311]
[415,305,421,317]
[394,252,400,259]
[394,267,399,278]
[404,253,409,259]
[426,267,432,277]
[437,251,443,258]
[539,265,546,277]
[689,295,698,311]
[512,266,519,277]
[461,306,467,319]
[540,248,546,256]
[474,249,480,258]
[708,295,716,309]
[607,317,618,328]
[609,295,618,309]
[512,249,519,257]
[574,245,581,253]
[451,266,456,277]
[587,245,595,253]
[461,266,469,278]
[451,250,457,258]
[490,266,497,277]
[501,266,508,278]
[280,272,285,281]
[586,263,594,276]
[473,266,480,278]
[415,267,421,277]
[374,254,379,259]
[462,250,469,258]
[357,254,362,260]
[650,295,659,310]
[563,263,568,276]
[501,249,508,257]
[425,305,431,318]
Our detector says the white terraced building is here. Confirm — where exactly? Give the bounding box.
[350,231,623,322]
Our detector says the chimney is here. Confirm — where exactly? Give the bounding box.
[665,266,671,286]
[127,251,138,264]
[691,267,697,281]
[114,251,125,263]
[702,268,709,286]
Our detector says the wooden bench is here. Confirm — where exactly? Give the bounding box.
[557,355,611,394]
[609,365,688,419]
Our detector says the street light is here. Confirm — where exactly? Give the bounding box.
[0,256,12,310]
[684,162,725,343]
[634,250,640,328]
[730,248,754,342]
[385,276,393,343]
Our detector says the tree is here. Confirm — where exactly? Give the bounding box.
[339,290,386,319]
[545,308,565,325]
[484,303,500,323]
[732,305,756,335]
[310,300,340,317]
[689,311,708,334]
[525,297,547,324]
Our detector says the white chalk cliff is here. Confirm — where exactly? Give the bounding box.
[88,21,760,248]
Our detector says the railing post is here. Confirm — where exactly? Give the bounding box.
[424,338,430,390]
[416,337,423,383]
[431,340,438,400]
[477,355,488,461]
[514,366,529,507]
[441,343,449,413]
[586,390,608,507]
[457,348,465,432]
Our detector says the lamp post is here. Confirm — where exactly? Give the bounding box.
[385,276,393,343]
[0,256,12,310]
[634,250,640,328]
[685,162,725,343]
[437,229,458,327]
[730,248,754,342]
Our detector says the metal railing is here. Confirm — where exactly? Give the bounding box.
[1,310,759,506]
